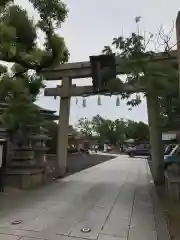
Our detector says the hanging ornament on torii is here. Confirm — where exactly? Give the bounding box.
[82,97,86,107]
[116,95,120,106]
[97,95,101,105]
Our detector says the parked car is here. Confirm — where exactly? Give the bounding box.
[148,144,180,169]
[127,144,150,157]
[123,145,136,153]
[164,144,180,168]
[164,144,178,155]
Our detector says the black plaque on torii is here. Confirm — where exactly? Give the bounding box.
[90,54,116,93]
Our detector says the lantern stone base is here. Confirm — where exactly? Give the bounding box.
[5,168,46,189]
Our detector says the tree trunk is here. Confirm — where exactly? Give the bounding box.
[146,94,164,185]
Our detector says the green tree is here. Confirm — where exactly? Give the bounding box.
[91,115,149,144]
[0,0,69,145]
[125,120,149,141]
[76,115,149,145]
[92,115,126,144]
[102,33,177,103]
[76,117,93,137]
[102,19,177,184]
[0,0,69,72]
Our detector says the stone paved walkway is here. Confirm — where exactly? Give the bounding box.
[0,156,170,240]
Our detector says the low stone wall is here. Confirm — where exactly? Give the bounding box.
[4,154,114,189]
[46,153,114,179]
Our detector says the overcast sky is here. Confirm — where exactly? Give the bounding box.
[15,0,180,125]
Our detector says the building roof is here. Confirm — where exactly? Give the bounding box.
[0,102,59,121]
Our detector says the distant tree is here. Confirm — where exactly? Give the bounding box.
[75,114,150,147]
[75,117,93,137]
[76,115,149,145]
[125,120,149,141]
[92,115,126,144]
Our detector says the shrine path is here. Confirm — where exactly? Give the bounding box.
[0,155,170,240]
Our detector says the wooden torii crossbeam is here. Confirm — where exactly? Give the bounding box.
[43,50,177,98]
[41,12,180,182]
[42,49,177,80]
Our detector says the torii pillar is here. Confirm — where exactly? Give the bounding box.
[57,77,72,176]
[176,11,180,98]
[147,11,180,184]
[146,94,164,185]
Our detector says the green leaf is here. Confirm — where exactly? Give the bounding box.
[0,64,7,74]
[2,5,37,51]
[29,0,68,27]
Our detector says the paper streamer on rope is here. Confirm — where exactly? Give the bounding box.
[82,97,86,107]
[97,96,101,106]
[116,96,120,106]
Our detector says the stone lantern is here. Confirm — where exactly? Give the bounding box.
[28,126,51,168]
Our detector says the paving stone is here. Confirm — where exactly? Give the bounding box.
[35,217,79,237]
[132,207,153,217]
[16,238,36,240]
[98,234,126,240]
[0,208,45,229]
[134,196,152,207]
[0,156,170,240]
[131,206,155,230]
[0,234,21,240]
[15,215,57,232]
[108,207,132,221]
[20,237,81,240]
[0,228,38,239]
[95,186,121,208]
[102,217,130,238]
[128,227,157,240]
[70,206,110,239]
[70,221,100,239]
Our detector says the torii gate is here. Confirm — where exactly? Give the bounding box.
[41,12,180,184]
